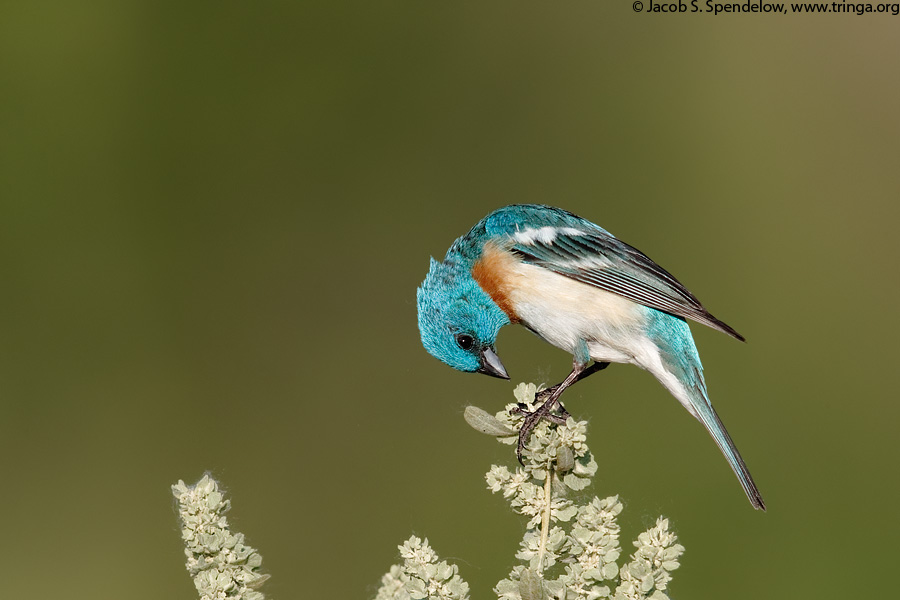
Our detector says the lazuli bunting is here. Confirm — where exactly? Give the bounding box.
[416,204,765,510]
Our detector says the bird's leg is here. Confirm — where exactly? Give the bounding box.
[514,361,610,421]
[514,357,609,463]
[534,361,610,418]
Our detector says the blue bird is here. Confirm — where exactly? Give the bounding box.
[417,204,765,510]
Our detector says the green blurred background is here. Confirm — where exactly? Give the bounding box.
[2,2,898,598]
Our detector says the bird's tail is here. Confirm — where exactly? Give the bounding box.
[645,310,765,510]
[686,372,766,511]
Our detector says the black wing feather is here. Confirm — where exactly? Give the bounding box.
[510,231,745,342]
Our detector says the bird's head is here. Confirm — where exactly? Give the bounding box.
[417,257,510,379]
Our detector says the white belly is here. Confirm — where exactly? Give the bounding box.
[500,260,697,416]
[505,262,650,364]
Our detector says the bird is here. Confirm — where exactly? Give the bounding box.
[416,204,765,510]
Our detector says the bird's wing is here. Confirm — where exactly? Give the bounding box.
[484,205,745,341]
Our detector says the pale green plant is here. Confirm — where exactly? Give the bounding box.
[376,383,685,600]
[376,536,471,600]
[172,475,270,600]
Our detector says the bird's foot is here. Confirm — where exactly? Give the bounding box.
[511,395,570,464]
[534,385,572,417]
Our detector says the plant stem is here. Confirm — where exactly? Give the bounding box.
[536,466,553,573]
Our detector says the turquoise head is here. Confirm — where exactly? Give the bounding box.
[416,257,510,378]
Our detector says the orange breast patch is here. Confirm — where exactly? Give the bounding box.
[472,242,521,323]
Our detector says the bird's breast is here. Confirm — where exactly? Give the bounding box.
[472,242,647,361]
[471,242,522,323]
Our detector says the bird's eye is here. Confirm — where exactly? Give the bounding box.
[455,334,475,351]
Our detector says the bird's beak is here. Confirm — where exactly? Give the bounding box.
[477,347,510,380]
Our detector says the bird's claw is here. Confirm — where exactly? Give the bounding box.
[512,398,570,464]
